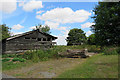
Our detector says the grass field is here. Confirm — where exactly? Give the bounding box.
[2,45,119,78]
[3,58,86,78]
[2,60,34,71]
[58,54,118,78]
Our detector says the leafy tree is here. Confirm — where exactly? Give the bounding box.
[91,2,120,46]
[66,28,87,45]
[35,24,51,34]
[0,24,11,40]
[87,34,96,45]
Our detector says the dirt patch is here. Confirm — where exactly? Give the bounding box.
[38,72,56,78]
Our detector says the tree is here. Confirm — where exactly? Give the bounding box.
[66,28,87,45]
[0,24,11,40]
[35,24,51,34]
[91,2,120,46]
[87,34,96,45]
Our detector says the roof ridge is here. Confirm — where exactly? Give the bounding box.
[6,30,36,40]
[6,29,57,41]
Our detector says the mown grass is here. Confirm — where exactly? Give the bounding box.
[58,54,118,78]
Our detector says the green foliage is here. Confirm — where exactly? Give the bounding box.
[12,58,26,62]
[31,51,40,62]
[117,47,120,54]
[91,2,120,46]
[66,28,87,45]
[2,60,33,71]
[87,34,96,45]
[59,45,101,53]
[2,58,11,62]
[0,24,11,40]
[2,45,101,63]
[41,25,51,34]
[87,45,101,52]
[35,24,51,34]
[102,47,119,55]
[23,48,60,62]
[2,54,17,58]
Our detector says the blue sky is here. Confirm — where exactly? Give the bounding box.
[0,0,98,45]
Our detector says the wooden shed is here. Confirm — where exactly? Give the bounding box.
[2,29,57,54]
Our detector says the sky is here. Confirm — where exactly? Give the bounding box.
[0,0,98,45]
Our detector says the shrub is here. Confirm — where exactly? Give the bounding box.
[23,48,61,62]
[23,51,32,60]
[87,45,101,52]
[12,58,26,62]
[66,45,101,53]
[116,47,120,55]
[30,51,39,62]
[102,47,119,55]
[16,54,24,58]
[2,58,11,62]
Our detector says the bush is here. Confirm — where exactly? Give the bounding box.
[2,58,11,62]
[116,47,120,55]
[12,58,26,62]
[66,45,101,53]
[102,47,119,55]
[87,45,101,52]
[22,51,32,60]
[22,48,61,62]
[31,51,39,62]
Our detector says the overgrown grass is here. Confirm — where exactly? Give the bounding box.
[2,45,118,71]
[23,48,61,62]
[2,54,17,58]
[2,45,101,63]
[52,45,101,53]
[58,54,118,78]
[102,46,120,55]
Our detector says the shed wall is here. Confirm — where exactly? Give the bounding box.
[3,31,53,54]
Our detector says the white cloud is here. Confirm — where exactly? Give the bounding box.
[36,10,44,14]
[21,1,43,12]
[0,0,17,13]
[86,31,92,37]
[30,26,36,30]
[55,29,69,45]
[44,21,59,29]
[36,15,41,19]
[81,22,95,29]
[12,24,24,30]
[57,27,67,31]
[18,1,25,7]
[55,35,67,45]
[37,7,91,24]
